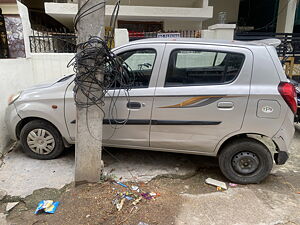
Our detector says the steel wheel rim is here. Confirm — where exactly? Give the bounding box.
[26,129,55,155]
[231,151,260,175]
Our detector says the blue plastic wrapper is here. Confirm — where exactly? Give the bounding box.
[116,182,128,188]
[125,196,133,200]
[34,200,59,214]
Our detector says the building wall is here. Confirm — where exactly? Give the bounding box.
[164,20,202,31]
[202,0,240,29]
[276,0,297,33]
[1,1,26,58]
[4,15,26,58]
[0,1,76,154]
[45,1,213,31]
[0,53,74,154]
[0,3,18,14]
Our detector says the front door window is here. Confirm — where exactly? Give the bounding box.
[117,49,157,88]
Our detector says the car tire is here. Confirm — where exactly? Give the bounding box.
[218,137,273,184]
[20,120,64,160]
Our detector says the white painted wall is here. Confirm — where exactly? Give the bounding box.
[114,29,129,47]
[202,24,236,40]
[0,53,74,154]
[276,0,297,33]
[17,1,31,58]
[31,54,75,81]
[45,2,213,30]
[0,4,18,14]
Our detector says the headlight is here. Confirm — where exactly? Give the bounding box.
[8,92,21,105]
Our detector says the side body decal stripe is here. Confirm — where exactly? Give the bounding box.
[102,119,221,125]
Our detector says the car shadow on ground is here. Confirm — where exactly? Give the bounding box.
[66,144,222,181]
[0,141,222,197]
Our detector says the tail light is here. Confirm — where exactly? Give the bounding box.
[278,82,297,114]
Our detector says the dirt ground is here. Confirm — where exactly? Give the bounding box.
[3,166,220,225]
[6,181,180,225]
[3,164,300,225]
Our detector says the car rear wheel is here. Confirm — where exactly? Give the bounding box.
[20,120,64,160]
[218,137,273,184]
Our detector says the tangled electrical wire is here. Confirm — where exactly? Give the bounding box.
[69,36,134,109]
[69,0,139,135]
[70,0,160,181]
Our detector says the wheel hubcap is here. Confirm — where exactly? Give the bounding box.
[231,151,259,175]
[26,129,55,155]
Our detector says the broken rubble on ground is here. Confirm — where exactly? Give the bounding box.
[6,202,19,212]
[205,178,228,190]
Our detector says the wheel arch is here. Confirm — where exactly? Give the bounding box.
[216,133,277,157]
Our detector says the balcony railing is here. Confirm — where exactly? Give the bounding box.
[29,32,76,53]
[129,30,201,41]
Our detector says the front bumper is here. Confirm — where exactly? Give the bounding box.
[5,103,21,140]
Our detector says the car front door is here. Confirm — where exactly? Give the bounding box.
[150,43,253,153]
[65,43,165,147]
[102,44,165,147]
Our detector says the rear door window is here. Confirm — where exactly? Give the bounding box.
[165,49,245,87]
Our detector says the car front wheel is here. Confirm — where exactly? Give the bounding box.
[218,137,273,184]
[20,120,64,160]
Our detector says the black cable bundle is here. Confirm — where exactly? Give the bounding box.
[68,36,134,110]
[69,0,136,135]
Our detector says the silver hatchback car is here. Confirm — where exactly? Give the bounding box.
[5,38,296,184]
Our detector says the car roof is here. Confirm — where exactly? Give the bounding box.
[119,38,280,49]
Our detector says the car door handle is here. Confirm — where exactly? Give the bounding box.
[217,102,234,109]
[127,102,142,109]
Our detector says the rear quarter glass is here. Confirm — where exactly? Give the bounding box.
[266,46,288,82]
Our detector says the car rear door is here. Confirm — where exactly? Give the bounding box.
[150,43,253,153]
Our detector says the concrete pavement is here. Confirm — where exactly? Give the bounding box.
[175,126,300,225]
[0,144,200,197]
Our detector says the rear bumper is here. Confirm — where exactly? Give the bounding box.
[272,110,295,164]
[295,107,300,122]
[274,151,289,165]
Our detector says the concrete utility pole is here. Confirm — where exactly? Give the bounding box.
[75,0,105,183]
